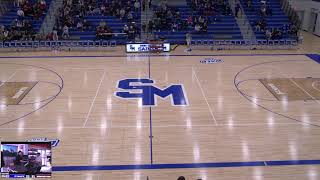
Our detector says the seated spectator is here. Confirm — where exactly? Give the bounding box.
[142,23,147,32]
[127,11,133,22]
[194,24,201,33]
[260,6,267,16]
[92,6,101,15]
[265,29,271,40]
[22,1,33,17]
[254,18,267,31]
[148,20,154,32]
[96,22,113,40]
[39,0,46,13]
[224,3,232,16]
[53,29,58,41]
[128,24,136,40]
[77,21,84,31]
[123,24,129,34]
[172,22,178,32]
[3,29,9,41]
[266,6,272,16]
[246,0,253,11]
[46,29,56,41]
[134,0,140,12]
[15,0,25,7]
[101,5,107,15]
[33,4,42,20]
[119,8,126,20]
[83,20,91,30]
[61,25,70,39]
[271,28,282,39]
[17,8,25,20]
[187,15,193,26]
[288,24,298,36]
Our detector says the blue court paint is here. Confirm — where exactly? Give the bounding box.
[306,54,320,64]
[52,159,320,172]
[115,79,188,106]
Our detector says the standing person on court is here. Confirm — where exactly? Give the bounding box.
[186,32,192,51]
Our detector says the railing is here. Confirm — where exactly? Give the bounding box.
[0,39,299,51]
[280,0,302,29]
[0,40,117,49]
[40,0,58,36]
[191,39,299,50]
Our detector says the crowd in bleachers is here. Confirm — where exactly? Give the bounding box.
[0,0,47,41]
[0,20,36,41]
[189,0,233,33]
[146,0,233,34]
[147,3,188,33]
[51,0,140,40]
[245,0,298,40]
[191,0,232,16]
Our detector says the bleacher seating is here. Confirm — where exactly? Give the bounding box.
[0,0,52,33]
[240,0,296,40]
[152,1,243,44]
[67,1,141,44]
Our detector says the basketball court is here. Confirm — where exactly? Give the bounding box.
[0,53,320,179]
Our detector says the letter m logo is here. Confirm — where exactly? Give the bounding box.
[115,79,188,106]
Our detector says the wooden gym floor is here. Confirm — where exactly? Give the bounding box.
[0,33,320,180]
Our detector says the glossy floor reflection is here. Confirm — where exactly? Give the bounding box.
[0,54,319,180]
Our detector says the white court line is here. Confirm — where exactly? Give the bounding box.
[290,78,320,105]
[192,67,218,126]
[82,70,106,128]
[311,81,320,93]
[0,122,303,130]
[275,69,320,105]
[0,71,17,88]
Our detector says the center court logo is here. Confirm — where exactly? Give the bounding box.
[115,78,188,106]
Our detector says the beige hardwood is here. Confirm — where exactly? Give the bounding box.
[0,32,319,180]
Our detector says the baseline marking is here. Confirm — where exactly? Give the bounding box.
[274,68,320,105]
[192,67,218,125]
[290,78,320,105]
[82,71,106,128]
